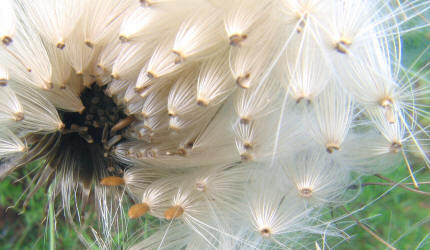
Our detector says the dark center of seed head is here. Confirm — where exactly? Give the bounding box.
[60,84,126,145]
[50,84,128,178]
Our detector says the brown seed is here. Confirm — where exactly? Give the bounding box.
[2,36,13,46]
[196,97,209,107]
[0,78,8,86]
[128,203,149,219]
[70,124,88,132]
[119,35,129,43]
[101,124,109,143]
[236,73,251,89]
[172,50,185,64]
[84,40,94,49]
[105,135,122,150]
[164,205,184,220]
[146,71,157,79]
[100,176,125,186]
[240,152,253,161]
[56,42,65,49]
[326,144,340,154]
[334,39,352,54]
[389,141,402,153]
[243,141,253,150]
[260,227,272,237]
[299,187,313,198]
[185,139,195,149]
[229,33,247,47]
[295,96,311,104]
[168,110,177,117]
[239,117,250,125]
[296,14,308,34]
[111,116,136,132]
[140,0,151,7]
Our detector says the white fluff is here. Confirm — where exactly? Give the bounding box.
[0,128,26,157]
[20,0,85,49]
[0,84,23,124]
[173,8,225,62]
[0,0,16,45]
[310,84,354,153]
[196,53,235,107]
[82,0,134,47]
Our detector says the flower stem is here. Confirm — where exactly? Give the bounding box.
[342,206,397,250]
[48,184,56,250]
[374,174,430,196]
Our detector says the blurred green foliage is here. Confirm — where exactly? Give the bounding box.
[0,162,81,250]
[343,166,430,249]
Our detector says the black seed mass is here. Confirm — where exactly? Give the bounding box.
[51,84,128,183]
[61,84,126,143]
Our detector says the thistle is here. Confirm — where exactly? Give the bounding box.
[0,0,429,249]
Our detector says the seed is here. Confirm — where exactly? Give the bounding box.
[128,203,149,219]
[100,176,125,186]
[164,205,184,220]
